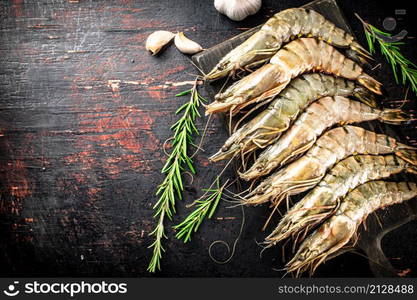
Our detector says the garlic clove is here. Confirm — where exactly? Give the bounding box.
[214,0,262,22]
[145,30,175,55]
[174,32,203,55]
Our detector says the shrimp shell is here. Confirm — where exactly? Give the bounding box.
[206,38,381,115]
[242,125,416,206]
[205,8,370,81]
[266,153,417,246]
[209,74,378,162]
[241,96,410,180]
[286,181,417,277]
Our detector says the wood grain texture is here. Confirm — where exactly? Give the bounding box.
[0,0,416,277]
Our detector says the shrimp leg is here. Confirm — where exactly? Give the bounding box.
[205,8,371,81]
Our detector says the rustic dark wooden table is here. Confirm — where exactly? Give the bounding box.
[1,0,416,277]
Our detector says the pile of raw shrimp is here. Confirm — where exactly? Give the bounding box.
[204,8,417,276]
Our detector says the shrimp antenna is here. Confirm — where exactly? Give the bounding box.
[227,107,234,135]
[218,75,231,95]
[281,238,291,262]
[280,270,290,278]
[248,178,258,192]
[185,71,204,78]
[162,137,174,156]
[396,86,410,110]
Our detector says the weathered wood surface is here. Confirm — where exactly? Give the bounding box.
[0,0,416,277]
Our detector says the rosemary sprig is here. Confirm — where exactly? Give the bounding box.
[357,14,417,94]
[174,178,225,243]
[147,81,206,273]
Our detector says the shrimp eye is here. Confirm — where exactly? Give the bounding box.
[221,145,229,152]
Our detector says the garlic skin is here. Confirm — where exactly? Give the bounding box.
[214,0,262,21]
[145,30,175,55]
[174,32,203,55]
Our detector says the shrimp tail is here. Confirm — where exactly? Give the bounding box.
[357,73,384,95]
[379,109,411,124]
[396,149,417,166]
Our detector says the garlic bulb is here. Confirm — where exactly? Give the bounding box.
[145,30,175,55]
[214,0,262,21]
[174,32,203,55]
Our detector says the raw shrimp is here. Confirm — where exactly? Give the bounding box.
[286,181,417,277]
[266,153,417,246]
[205,7,370,81]
[209,75,380,162]
[206,38,382,115]
[242,125,416,206]
[241,96,410,180]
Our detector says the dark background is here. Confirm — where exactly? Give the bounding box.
[0,0,416,277]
